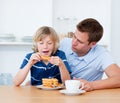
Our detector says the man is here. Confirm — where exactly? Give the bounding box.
[59,18,120,91]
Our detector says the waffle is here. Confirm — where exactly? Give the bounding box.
[41,56,50,61]
[42,78,59,88]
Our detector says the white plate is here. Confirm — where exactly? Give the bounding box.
[36,85,65,90]
[59,89,86,96]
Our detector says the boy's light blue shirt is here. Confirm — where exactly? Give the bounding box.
[59,38,115,81]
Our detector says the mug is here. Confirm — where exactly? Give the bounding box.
[65,80,83,93]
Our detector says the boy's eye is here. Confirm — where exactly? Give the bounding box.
[48,42,52,44]
[39,42,43,44]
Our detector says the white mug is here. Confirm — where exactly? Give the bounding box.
[65,80,83,92]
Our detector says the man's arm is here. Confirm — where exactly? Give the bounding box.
[75,64,120,91]
[91,64,120,90]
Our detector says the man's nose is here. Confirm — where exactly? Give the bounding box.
[72,38,78,45]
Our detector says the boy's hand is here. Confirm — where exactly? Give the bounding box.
[49,56,62,66]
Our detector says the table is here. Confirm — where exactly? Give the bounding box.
[0,86,120,103]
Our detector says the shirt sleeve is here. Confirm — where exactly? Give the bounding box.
[56,50,71,73]
[99,51,115,71]
[62,54,71,73]
[59,38,72,51]
[20,53,32,69]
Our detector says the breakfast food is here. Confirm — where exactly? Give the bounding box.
[42,78,63,88]
[41,56,50,61]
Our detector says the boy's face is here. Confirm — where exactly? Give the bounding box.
[36,35,54,56]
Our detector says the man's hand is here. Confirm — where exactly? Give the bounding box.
[73,77,94,92]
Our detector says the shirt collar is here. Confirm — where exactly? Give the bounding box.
[83,45,97,63]
[70,51,86,62]
[69,45,97,63]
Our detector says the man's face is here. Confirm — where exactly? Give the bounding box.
[72,29,94,56]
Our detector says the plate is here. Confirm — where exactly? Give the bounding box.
[36,85,65,90]
[59,89,86,96]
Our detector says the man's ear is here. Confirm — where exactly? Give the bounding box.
[90,42,96,48]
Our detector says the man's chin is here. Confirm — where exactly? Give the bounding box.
[72,46,76,52]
